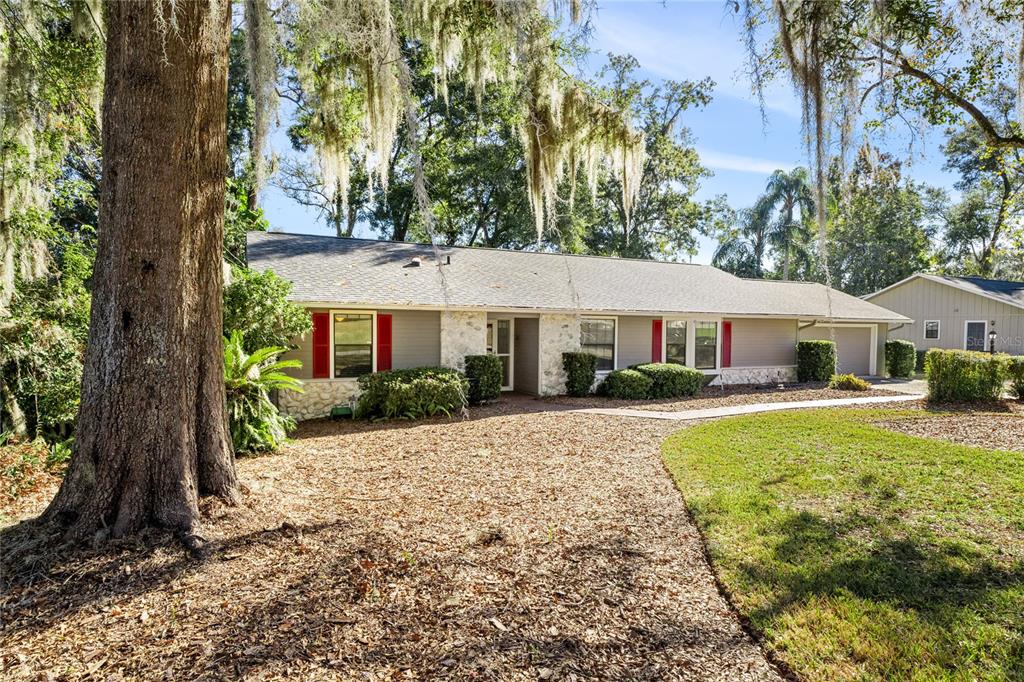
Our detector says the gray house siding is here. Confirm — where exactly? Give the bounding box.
[389,309,441,369]
[869,277,1023,355]
[617,316,656,368]
[283,308,440,380]
[729,318,797,367]
[798,324,873,375]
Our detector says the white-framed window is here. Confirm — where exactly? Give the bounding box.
[924,320,940,340]
[665,320,687,365]
[333,311,374,378]
[694,321,718,370]
[581,317,616,372]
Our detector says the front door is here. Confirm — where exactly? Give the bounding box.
[965,321,987,352]
[486,318,514,390]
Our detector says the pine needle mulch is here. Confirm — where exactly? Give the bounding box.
[1,399,780,681]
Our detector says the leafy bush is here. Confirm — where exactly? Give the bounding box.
[828,373,871,391]
[916,349,928,373]
[1007,357,1024,400]
[632,363,703,398]
[796,340,837,382]
[885,339,916,378]
[356,367,468,420]
[1,438,68,502]
[224,331,303,454]
[464,354,502,404]
[223,267,312,352]
[925,349,1008,403]
[601,369,653,400]
[562,352,597,397]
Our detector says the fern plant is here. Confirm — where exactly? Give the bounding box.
[223,331,303,454]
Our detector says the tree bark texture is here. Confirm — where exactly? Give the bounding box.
[46,0,239,540]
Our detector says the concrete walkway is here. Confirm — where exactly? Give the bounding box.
[571,393,922,421]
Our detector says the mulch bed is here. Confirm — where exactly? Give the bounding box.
[1,402,780,680]
[543,383,902,412]
[874,400,1024,452]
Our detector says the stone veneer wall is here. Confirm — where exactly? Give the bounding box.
[538,314,581,396]
[717,366,797,386]
[278,379,360,421]
[440,310,487,371]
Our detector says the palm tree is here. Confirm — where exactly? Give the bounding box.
[712,203,773,278]
[760,168,815,280]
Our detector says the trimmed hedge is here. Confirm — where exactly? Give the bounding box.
[601,369,653,400]
[797,340,837,382]
[464,354,502,404]
[1008,357,1024,400]
[915,349,928,373]
[356,367,468,420]
[829,373,871,391]
[632,363,703,398]
[562,352,598,397]
[885,339,917,378]
[925,349,1008,403]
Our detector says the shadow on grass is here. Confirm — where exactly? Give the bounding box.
[730,507,1024,677]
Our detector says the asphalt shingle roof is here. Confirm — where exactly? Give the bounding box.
[246,232,910,322]
[918,274,1024,309]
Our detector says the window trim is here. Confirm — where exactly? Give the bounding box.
[923,320,940,341]
[692,319,721,371]
[661,316,722,373]
[329,309,377,379]
[581,315,618,374]
[663,318,689,367]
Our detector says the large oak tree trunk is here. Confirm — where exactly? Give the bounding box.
[46,0,239,542]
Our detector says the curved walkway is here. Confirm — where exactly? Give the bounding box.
[570,393,922,421]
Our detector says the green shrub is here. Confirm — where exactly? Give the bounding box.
[224,331,303,454]
[1007,357,1024,400]
[601,369,653,400]
[885,339,916,378]
[632,363,703,398]
[356,367,468,420]
[223,267,312,352]
[562,352,598,397]
[916,349,928,373]
[828,373,871,391]
[796,340,837,382]
[464,354,502,404]
[925,349,1008,403]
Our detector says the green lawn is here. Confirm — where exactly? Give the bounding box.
[662,409,1024,681]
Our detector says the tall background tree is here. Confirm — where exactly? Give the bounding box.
[828,148,942,296]
[22,0,657,544]
[760,167,813,280]
[739,0,1024,288]
[941,86,1024,277]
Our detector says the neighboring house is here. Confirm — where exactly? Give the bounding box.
[865,275,1024,356]
[247,232,910,420]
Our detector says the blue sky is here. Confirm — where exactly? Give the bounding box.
[261,0,959,264]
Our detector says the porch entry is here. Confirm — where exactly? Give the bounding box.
[486,318,514,390]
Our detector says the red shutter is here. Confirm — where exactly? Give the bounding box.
[722,321,732,368]
[312,312,330,378]
[651,319,663,363]
[376,314,392,371]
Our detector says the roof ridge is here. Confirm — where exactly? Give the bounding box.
[251,230,711,268]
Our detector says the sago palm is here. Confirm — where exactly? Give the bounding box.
[223,330,304,454]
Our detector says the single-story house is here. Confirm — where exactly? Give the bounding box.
[247,232,910,420]
[864,274,1023,355]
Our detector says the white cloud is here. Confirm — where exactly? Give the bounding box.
[590,3,801,117]
[696,147,796,174]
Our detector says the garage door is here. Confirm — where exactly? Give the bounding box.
[799,325,872,375]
